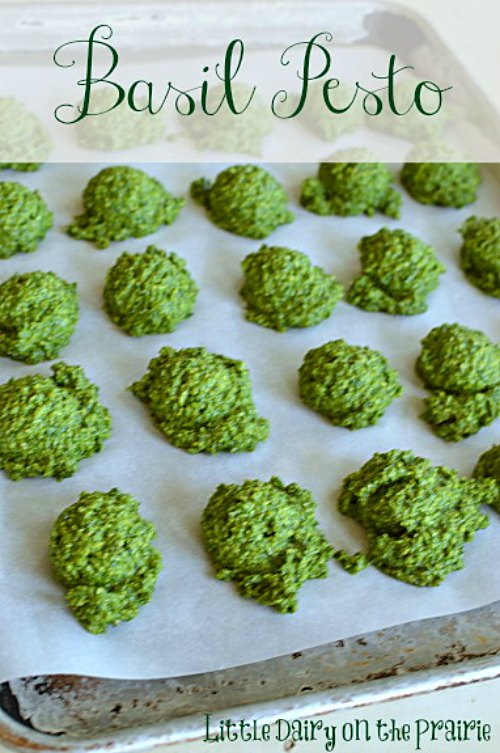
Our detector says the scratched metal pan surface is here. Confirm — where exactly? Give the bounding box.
[0,2,499,752]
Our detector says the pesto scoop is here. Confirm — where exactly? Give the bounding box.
[0,362,111,480]
[346,227,445,315]
[67,166,184,249]
[240,244,343,331]
[201,477,332,613]
[130,346,269,453]
[191,164,294,238]
[459,216,500,298]
[0,270,78,363]
[299,339,403,429]
[0,96,51,169]
[0,182,53,258]
[104,245,198,336]
[416,323,500,441]
[473,445,500,514]
[50,488,162,634]
[335,449,494,586]
[401,143,481,208]
[300,149,401,218]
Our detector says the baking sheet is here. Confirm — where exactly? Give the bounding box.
[0,162,498,683]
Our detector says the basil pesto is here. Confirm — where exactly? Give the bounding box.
[299,339,403,429]
[104,245,198,337]
[473,445,500,514]
[335,449,494,586]
[0,96,51,169]
[401,144,481,207]
[240,244,343,331]
[130,346,269,453]
[300,149,401,218]
[0,271,78,363]
[191,164,294,239]
[416,323,500,441]
[67,166,184,249]
[0,362,111,480]
[201,477,332,613]
[460,216,500,298]
[346,227,445,315]
[0,182,53,258]
[50,488,162,634]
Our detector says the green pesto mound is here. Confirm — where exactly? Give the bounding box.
[0,271,78,363]
[104,245,198,337]
[130,346,269,453]
[473,445,500,514]
[50,488,162,634]
[191,164,294,239]
[181,84,272,155]
[416,323,500,442]
[76,89,165,151]
[303,82,363,142]
[240,245,343,331]
[299,339,403,429]
[0,96,51,169]
[459,216,500,298]
[0,182,53,258]
[0,362,111,480]
[401,144,481,208]
[67,166,184,249]
[346,227,445,315]
[300,149,401,219]
[335,450,494,586]
[201,477,332,613]
[368,78,447,142]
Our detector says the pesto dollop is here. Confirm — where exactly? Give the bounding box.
[50,488,162,634]
[401,144,481,207]
[346,228,445,315]
[191,165,294,239]
[299,339,403,429]
[0,96,51,169]
[0,362,111,480]
[300,149,401,219]
[369,79,447,141]
[67,166,184,249]
[303,83,363,142]
[240,244,343,331]
[104,245,198,337]
[201,477,332,612]
[181,84,272,155]
[130,346,269,453]
[416,323,500,441]
[459,216,500,298]
[0,271,78,363]
[335,449,494,586]
[473,445,500,514]
[0,182,53,258]
[76,89,165,151]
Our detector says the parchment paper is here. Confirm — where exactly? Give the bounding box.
[0,162,498,682]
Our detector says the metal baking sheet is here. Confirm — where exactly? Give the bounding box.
[0,2,499,751]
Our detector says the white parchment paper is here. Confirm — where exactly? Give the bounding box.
[0,162,498,683]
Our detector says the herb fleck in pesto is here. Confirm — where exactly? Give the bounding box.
[416,323,500,441]
[460,216,500,298]
[130,346,269,454]
[299,339,403,429]
[0,271,78,363]
[300,149,401,219]
[401,144,481,207]
[0,182,53,258]
[0,362,111,480]
[240,245,343,331]
[50,488,162,634]
[67,166,184,249]
[104,245,198,337]
[335,449,494,586]
[473,445,500,514]
[346,227,445,315]
[191,165,294,239]
[201,477,332,613]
